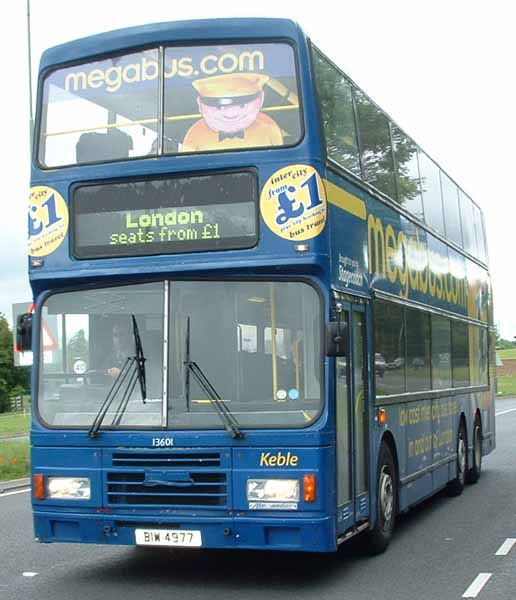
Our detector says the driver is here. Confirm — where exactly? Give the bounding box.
[106,323,133,378]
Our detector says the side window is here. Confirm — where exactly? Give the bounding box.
[355,90,397,201]
[448,248,467,308]
[451,320,470,387]
[441,172,463,247]
[65,315,90,374]
[479,327,488,385]
[312,49,361,175]
[405,308,431,391]
[473,204,487,263]
[374,300,405,396]
[419,152,445,235]
[265,327,292,358]
[459,191,477,257]
[469,324,481,385]
[392,126,424,220]
[469,324,488,386]
[427,234,450,305]
[238,324,257,353]
[431,315,452,389]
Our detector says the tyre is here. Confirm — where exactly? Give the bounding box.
[467,417,482,484]
[365,442,397,555]
[447,420,467,496]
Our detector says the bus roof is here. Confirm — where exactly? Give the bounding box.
[39,18,304,72]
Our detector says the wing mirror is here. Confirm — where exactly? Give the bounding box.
[16,313,33,352]
[326,302,348,357]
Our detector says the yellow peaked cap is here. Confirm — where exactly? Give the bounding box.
[193,73,270,98]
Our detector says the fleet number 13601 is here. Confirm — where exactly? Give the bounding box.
[152,437,174,447]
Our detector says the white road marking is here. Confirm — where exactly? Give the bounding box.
[495,407,516,417]
[0,488,30,498]
[495,538,516,556]
[22,572,38,578]
[463,573,492,598]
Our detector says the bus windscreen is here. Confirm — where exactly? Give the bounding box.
[73,171,258,258]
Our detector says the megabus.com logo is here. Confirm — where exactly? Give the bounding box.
[64,50,265,94]
[367,213,467,308]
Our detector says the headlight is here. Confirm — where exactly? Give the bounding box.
[47,477,91,500]
[247,479,299,502]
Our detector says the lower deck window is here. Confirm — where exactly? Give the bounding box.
[374,298,488,398]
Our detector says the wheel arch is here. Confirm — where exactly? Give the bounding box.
[458,410,467,431]
[380,430,399,504]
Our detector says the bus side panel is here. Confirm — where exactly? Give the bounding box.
[480,387,496,455]
[380,389,493,514]
[431,396,456,490]
[324,170,370,297]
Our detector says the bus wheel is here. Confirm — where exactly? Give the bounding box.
[365,442,397,555]
[467,417,482,484]
[447,421,467,496]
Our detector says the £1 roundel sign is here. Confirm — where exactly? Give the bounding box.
[260,165,327,241]
[28,186,69,257]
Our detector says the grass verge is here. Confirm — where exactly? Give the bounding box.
[0,412,30,436]
[497,375,516,397]
[499,348,516,360]
[0,439,30,481]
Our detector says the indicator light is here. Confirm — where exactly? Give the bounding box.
[379,408,388,426]
[303,474,317,503]
[34,474,45,500]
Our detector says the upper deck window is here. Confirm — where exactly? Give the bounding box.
[311,44,489,266]
[39,49,160,167]
[163,43,301,154]
[38,43,301,167]
[311,50,360,176]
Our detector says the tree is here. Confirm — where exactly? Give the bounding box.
[494,324,516,350]
[0,314,30,413]
[67,329,88,371]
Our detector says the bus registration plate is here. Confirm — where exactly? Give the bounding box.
[135,529,202,547]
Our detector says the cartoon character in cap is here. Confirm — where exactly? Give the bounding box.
[181,73,283,152]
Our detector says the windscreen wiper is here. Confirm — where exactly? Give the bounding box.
[184,317,244,440]
[110,315,147,426]
[131,314,147,401]
[88,315,147,437]
[88,357,137,438]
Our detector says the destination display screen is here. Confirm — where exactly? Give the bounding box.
[73,172,258,258]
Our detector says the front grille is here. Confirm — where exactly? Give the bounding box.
[105,449,229,509]
[107,472,227,506]
[112,452,221,468]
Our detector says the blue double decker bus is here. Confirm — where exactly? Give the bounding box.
[22,18,495,554]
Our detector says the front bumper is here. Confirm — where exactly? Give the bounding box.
[34,511,337,553]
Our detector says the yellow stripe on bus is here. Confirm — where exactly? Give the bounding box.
[44,105,301,136]
[324,179,366,220]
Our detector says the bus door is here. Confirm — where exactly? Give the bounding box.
[335,299,369,533]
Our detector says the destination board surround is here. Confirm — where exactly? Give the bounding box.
[73,171,258,259]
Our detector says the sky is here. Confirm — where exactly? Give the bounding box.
[1,0,515,337]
